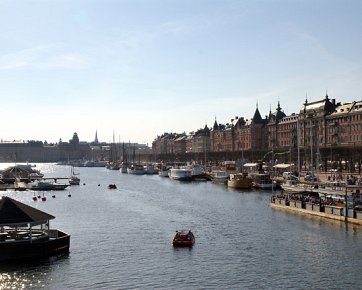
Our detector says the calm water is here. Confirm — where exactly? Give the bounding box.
[0,163,361,289]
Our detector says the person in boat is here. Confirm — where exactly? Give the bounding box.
[174,231,181,240]
[187,230,194,240]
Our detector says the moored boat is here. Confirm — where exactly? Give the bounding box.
[127,164,145,175]
[158,164,171,177]
[144,164,157,175]
[29,180,69,191]
[69,175,80,185]
[120,162,128,174]
[0,196,70,261]
[210,161,238,184]
[211,170,229,184]
[281,179,315,194]
[227,173,253,189]
[168,168,192,181]
[189,164,210,180]
[172,230,195,247]
[251,172,275,189]
[69,167,80,185]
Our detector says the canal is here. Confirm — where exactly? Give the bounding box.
[0,163,361,289]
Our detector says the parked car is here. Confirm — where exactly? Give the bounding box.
[282,172,292,179]
[354,205,362,211]
[304,174,318,182]
[283,172,299,180]
[288,174,299,181]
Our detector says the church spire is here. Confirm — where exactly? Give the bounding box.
[213,116,219,131]
[94,130,99,144]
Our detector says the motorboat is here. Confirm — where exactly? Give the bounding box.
[29,180,69,191]
[210,161,238,184]
[189,164,205,179]
[144,164,157,175]
[127,164,145,175]
[227,173,253,189]
[251,173,275,189]
[168,168,192,181]
[281,179,314,194]
[172,230,195,247]
[211,170,229,184]
[158,164,171,177]
[120,162,128,174]
[108,184,117,189]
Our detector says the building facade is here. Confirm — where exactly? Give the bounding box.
[151,95,362,170]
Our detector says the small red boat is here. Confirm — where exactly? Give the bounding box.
[172,230,195,247]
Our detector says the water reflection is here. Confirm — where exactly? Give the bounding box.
[0,254,69,289]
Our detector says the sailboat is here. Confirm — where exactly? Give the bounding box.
[127,144,145,175]
[120,142,128,173]
[69,167,80,185]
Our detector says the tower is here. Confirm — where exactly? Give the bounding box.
[94,130,99,144]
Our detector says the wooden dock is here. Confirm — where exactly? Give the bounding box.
[0,177,70,191]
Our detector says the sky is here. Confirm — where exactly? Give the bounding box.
[0,0,362,145]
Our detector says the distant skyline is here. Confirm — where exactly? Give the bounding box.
[0,0,361,144]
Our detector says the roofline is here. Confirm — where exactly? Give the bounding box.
[0,219,52,227]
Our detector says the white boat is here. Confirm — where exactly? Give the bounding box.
[120,163,128,174]
[281,179,314,194]
[211,170,229,184]
[168,168,192,181]
[144,164,156,175]
[252,173,275,189]
[188,164,210,180]
[127,164,145,175]
[316,181,347,196]
[190,164,204,176]
[210,161,238,184]
[158,164,171,177]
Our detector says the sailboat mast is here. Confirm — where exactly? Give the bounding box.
[297,116,301,179]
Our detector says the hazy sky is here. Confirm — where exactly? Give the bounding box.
[0,0,361,145]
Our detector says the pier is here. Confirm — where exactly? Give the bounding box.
[270,185,362,225]
[0,177,69,191]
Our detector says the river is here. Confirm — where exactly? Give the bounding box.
[0,163,361,289]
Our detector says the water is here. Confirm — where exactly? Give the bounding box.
[0,163,361,289]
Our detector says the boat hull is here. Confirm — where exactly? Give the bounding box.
[227,179,253,189]
[227,173,253,189]
[158,170,170,177]
[172,230,195,247]
[31,184,69,190]
[168,169,192,181]
[172,239,195,247]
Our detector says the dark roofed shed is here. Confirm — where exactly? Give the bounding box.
[0,196,55,225]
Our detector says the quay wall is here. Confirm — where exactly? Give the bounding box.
[270,203,362,226]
